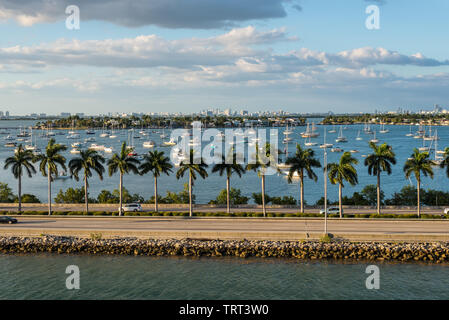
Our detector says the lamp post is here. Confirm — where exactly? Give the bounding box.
[324,146,328,235]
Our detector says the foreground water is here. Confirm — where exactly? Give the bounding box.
[1,254,449,299]
[2,119,449,204]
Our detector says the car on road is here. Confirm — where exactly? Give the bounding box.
[120,203,143,212]
[319,207,342,215]
[0,216,18,224]
[444,208,449,215]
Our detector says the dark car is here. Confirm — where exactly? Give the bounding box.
[0,216,18,224]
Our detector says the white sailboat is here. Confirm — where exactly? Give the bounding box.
[405,125,413,137]
[379,123,389,134]
[335,126,347,143]
[370,131,379,143]
[356,130,363,141]
[319,130,333,149]
[301,123,319,138]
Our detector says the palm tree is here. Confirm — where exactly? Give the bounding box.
[327,152,358,218]
[404,148,434,217]
[4,145,36,212]
[107,142,140,215]
[246,143,280,217]
[176,149,208,217]
[285,144,321,213]
[364,142,396,214]
[33,139,67,215]
[212,151,246,213]
[139,150,173,212]
[68,149,105,213]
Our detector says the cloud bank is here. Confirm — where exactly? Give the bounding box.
[0,0,300,28]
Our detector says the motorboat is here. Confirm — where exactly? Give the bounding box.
[163,139,177,146]
[143,141,155,148]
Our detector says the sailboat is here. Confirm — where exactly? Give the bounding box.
[418,136,429,152]
[304,134,317,146]
[320,130,333,149]
[328,125,336,133]
[301,123,319,138]
[405,125,413,137]
[109,124,117,139]
[283,122,293,135]
[335,126,347,143]
[24,127,37,151]
[433,130,444,166]
[160,128,167,139]
[379,123,389,134]
[370,131,379,143]
[364,122,373,134]
[100,124,110,138]
[356,130,363,141]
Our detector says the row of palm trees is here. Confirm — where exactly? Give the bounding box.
[4,138,449,217]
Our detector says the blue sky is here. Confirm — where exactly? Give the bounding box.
[0,0,448,115]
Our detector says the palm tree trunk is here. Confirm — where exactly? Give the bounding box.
[300,171,304,213]
[18,175,22,213]
[154,176,158,212]
[84,176,89,213]
[189,172,193,217]
[339,183,342,219]
[261,174,266,217]
[48,171,52,216]
[377,172,381,215]
[119,173,123,216]
[417,178,421,218]
[226,176,230,214]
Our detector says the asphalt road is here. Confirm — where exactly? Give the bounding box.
[1,216,449,241]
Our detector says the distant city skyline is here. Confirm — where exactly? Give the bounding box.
[0,0,448,114]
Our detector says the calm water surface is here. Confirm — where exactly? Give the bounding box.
[1,119,448,204]
[0,254,449,300]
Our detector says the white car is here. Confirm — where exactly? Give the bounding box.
[444,208,449,215]
[319,207,342,215]
[120,203,143,212]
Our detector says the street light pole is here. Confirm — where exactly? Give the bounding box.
[324,146,328,235]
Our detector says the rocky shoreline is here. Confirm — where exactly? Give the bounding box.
[1,236,449,263]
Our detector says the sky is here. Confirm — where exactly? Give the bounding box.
[0,0,448,115]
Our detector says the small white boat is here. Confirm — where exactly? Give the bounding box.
[349,149,359,153]
[277,163,292,170]
[331,147,343,153]
[89,144,105,151]
[104,147,113,153]
[163,139,177,146]
[143,141,155,148]
[70,148,80,154]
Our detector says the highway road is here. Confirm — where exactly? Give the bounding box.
[1,216,449,241]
